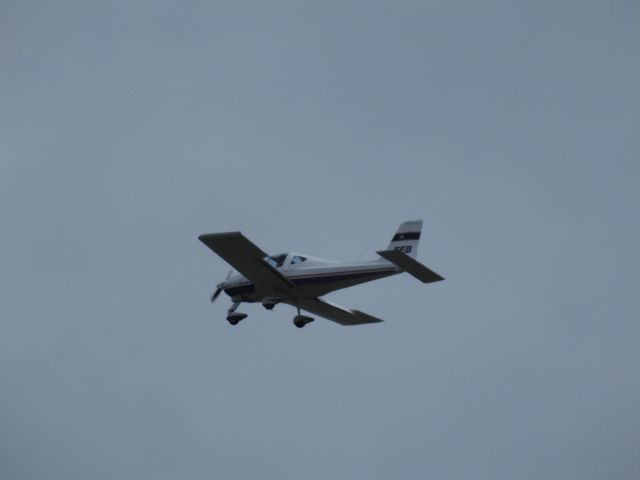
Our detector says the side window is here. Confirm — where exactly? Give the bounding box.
[276,254,287,268]
[291,256,307,265]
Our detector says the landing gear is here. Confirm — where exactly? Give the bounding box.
[227,312,247,325]
[262,297,282,310]
[227,302,247,325]
[293,315,314,328]
[293,304,314,328]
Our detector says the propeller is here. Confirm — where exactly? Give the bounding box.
[210,287,223,303]
[210,269,233,303]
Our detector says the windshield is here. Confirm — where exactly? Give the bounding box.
[265,253,287,268]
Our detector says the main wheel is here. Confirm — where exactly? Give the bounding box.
[293,315,314,328]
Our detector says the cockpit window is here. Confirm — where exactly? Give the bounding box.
[290,255,307,265]
[265,253,287,268]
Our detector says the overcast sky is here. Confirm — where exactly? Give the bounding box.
[1,1,639,479]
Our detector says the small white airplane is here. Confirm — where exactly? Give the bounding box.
[198,220,444,328]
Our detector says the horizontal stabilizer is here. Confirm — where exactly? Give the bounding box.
[377,249,444,284]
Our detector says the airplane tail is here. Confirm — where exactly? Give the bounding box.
[385,220,422,259]
[377,219,444,283]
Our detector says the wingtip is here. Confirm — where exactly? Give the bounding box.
[198,231,242,242]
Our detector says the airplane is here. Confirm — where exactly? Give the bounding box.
[198,220,444,328]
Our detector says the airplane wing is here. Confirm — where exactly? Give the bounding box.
[198,232,294,293]
[296,298,383,326]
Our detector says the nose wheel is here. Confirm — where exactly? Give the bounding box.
[227,312,247,325]
[227,302,247,325]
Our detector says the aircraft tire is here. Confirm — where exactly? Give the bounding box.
[293,315,314,328]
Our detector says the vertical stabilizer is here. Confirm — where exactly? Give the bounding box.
[386,220,422,259]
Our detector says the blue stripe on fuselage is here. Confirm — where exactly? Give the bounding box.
[224,267,394,297]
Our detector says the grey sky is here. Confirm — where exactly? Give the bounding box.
[1,1,639,479]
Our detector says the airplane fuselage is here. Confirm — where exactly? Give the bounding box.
[220,255,399,303]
